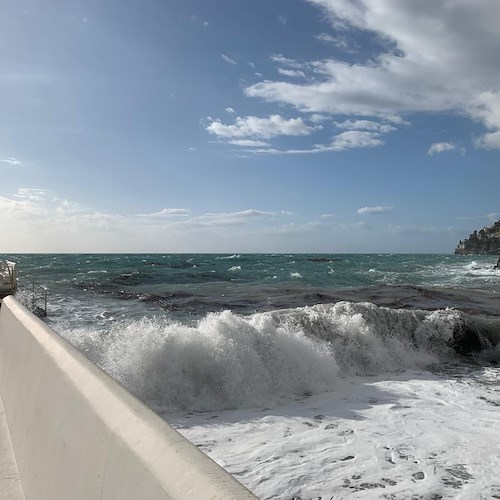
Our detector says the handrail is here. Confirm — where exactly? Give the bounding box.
[0,262,47,316]
[27,279,47,317]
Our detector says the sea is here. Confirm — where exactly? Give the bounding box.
[3,253,500,499]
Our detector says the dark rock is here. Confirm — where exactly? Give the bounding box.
[449,317,488,355]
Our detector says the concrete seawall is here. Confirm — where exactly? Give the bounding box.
[0,296,256,499]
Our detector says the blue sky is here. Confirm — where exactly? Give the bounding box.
[1,0,499,252]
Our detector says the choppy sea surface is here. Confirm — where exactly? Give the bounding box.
[3,253,500,499]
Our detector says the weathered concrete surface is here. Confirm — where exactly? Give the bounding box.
[0,396,24,500]
[0,296,256,500]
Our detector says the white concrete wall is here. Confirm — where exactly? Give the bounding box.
[0,296,256,500]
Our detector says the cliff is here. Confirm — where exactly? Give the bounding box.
[455,219,500,255]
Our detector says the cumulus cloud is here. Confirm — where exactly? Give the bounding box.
[206,114,318,140]
[225,107,236,114]
[221,54,237,65]
[474,130,500,150]
[331,130,384,150]
[278,68,307,78]
[427,142,457,155]
[357,206,393,215]
[335,120,396,133]
[309,114,329,123]
[243,1,500,148]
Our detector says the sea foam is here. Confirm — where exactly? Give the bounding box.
[53,300,500,413]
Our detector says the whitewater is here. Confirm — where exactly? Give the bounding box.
[4,253,500,498]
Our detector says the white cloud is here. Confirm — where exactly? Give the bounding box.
[232,130,383,155]
[335,120,395,133]
[0,189,463,253]
[456,212,500,222]
[427,142,457,155]
[474,130,500,150]
[206,114,318,139]
[225,107,236,114]
[15,188,54,202]
[357,206,394,215]
[270,54,306,69]
[278,68,306,78]
[229,139,271,147]
[243,1,500,146]
[0,189,303,252]
[203,209,274,219]
[137,208,191,217]
[186,209,281,228]
[315,33,351,51]
[221,54,237,65]
[278,16,287,26]
[0,157,22,166]
[309,114,329,123]
[331,130,384,150]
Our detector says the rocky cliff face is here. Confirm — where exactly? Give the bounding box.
[455,220,500,255]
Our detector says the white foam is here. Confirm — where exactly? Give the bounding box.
[172,369,500,499]
[57,302,466,413]
[64,311,339,412]
[53,301,500,497]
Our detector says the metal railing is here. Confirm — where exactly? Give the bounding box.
[14,276,48,317]
[27,279,48,317]
[0,262,48,316]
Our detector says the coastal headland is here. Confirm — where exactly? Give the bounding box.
[455,219,500,255]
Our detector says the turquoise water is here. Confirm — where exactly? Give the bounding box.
[2,253,499,325]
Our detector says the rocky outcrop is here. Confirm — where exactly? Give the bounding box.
[455,220,500,255]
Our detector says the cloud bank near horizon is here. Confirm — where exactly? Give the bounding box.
[0,189,465,253]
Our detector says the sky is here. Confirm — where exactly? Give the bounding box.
[1,0,499,253]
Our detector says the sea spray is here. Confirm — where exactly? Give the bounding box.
[269,302,455,374]
[62,310,339,412]
[52,300,500,413]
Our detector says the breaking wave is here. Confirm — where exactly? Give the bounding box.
[57,301,500,412]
